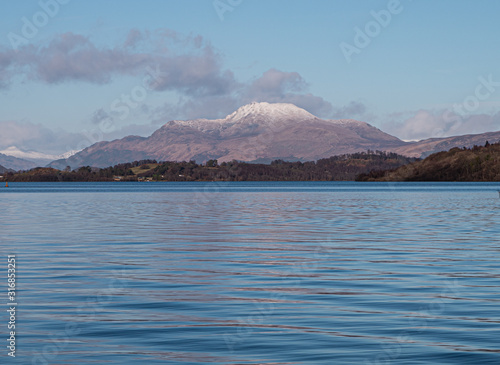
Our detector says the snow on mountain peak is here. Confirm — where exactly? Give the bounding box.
[226,102,317,122]
[167,102,319,133]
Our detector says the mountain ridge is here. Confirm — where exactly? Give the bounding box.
[0,164,15,174]
[0,152,40,171]
[0,147,81,171]
[50,102,406,169]
[47,102,500,169]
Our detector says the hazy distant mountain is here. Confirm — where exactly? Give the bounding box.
[48,102,500,169]
[0,164,14,174]
[391,131,500,158]
[49,102,406,169]
[0,153,39,171]
[0,146,80,168]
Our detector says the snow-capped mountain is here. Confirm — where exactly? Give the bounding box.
[48,102,500,169]
[49,102,406,169]
[225,102,318,123]
[166,102,319,136]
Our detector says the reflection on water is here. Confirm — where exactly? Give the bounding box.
[1,182,500,364]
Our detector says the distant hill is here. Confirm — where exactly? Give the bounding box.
[0,153,38,171]
[0,146,81,168]
[357,141,500,181]
[0,164,15,174]
[391,131,500,158]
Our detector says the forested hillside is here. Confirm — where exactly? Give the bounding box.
[357,142,500,181]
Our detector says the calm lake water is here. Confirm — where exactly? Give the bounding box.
[1,182,500,364]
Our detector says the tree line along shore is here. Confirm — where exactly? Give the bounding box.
[2,142,500,182]
[0,151,415,182]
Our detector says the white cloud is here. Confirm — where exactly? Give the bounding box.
[383,110,500,141]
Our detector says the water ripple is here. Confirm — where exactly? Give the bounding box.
[2,182,499,364]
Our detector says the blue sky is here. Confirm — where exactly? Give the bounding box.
[1,0,500,155]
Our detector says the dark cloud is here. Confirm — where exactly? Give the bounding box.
[246,68,307,97]
[34,33,148,84]
[0,33,147,85]
[150,45,238,96]
[0,30,237,95]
